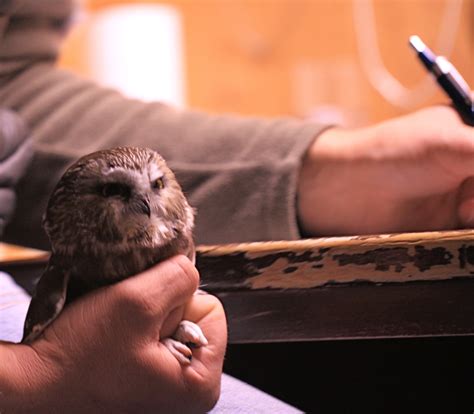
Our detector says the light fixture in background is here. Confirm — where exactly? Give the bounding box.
[87,4,185,107]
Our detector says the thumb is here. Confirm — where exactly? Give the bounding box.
[458,177,474,228]
[112,255,200,329]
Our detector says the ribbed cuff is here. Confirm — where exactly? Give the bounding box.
[264,122,332,241]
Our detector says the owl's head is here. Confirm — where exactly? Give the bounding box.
[44,147,194,255]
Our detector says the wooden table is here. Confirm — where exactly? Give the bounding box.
[3,229,474,343]
[197,230,474,343]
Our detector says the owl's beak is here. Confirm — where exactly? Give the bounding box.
[137,197,151,218]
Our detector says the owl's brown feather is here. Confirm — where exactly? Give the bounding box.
[22,147,195,343]
[22,258,70,344]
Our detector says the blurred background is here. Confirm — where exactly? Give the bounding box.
[29,2,474,411]
[61,0,473,127]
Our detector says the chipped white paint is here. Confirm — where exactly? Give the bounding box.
[198,230,474,290]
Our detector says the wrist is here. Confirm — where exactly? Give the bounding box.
[0,342,54,412]
[297,125,375,236]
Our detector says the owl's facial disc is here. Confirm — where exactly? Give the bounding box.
[44,147,194,257]
[98,166,179,247]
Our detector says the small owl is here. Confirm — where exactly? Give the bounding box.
[22,146,207,364]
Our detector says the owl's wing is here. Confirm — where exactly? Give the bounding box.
[21,260,70,344]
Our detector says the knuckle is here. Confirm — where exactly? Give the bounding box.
[109,256,200,323]
[198,292,227,319]
[170,255,200,292]
[112,282,156,320]
[206,293,224,311]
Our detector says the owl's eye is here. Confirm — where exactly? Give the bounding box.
[153,177,165,190]
[100,183,131,199]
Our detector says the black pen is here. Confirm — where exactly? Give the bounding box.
[409,35,474,126]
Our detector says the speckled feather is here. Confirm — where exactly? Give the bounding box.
[22,147,195,343]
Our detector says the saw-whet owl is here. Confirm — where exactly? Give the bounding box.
[22,146,207,364]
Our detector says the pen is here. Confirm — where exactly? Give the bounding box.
[409,35,474,126]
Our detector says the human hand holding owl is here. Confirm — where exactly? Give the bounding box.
[7,146,227,412]
[3,256,226,413]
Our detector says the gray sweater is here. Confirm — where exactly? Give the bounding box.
[0,0,328,249]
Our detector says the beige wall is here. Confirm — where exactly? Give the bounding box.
[60,0,473,125]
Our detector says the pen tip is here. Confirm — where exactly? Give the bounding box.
[409,35,425,53]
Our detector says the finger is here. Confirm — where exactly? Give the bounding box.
[176,295,227,412]
[414,106,474,176]
[453,126,474,176]
[182,293,227,378]
[112,255,199,325]
[43,256,200,347]
[458,177,474,228]
[186,294,227,368]
[136,293,226,411]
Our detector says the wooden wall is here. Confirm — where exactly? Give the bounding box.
[60,0,473,125]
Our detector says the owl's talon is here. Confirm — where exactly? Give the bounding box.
[162,338,193,365]
[173,320,208,347]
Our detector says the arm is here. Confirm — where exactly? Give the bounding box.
[0,256,227,413]
[2,2,472,249]
[0,1,326,248]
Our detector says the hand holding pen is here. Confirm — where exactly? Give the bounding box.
[409,35,474,126]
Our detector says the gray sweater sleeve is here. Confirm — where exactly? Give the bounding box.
[0,2,329,249]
